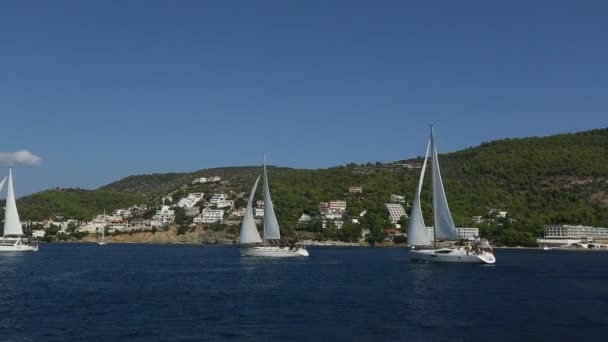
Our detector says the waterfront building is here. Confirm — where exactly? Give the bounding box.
[543,225,608,240]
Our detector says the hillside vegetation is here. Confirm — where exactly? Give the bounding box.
[15,189,145,221]
[16,128,608,246]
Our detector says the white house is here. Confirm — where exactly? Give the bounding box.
[32,230,46,238]
[349,186,362,194]
[151,205,175,227]
[193,208,225,224]
[231,208,246,217]
[254,208,264,217]
[298,214,312,223]
[322,220,344,229]
[390,194,406,203]
[177,193,204,208]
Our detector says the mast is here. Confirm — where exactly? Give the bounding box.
[431,126,437,248]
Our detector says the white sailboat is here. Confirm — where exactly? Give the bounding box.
[0,168,39,252]
[408,127,495,264]
[240,160,309,257]
[98,210,107,245]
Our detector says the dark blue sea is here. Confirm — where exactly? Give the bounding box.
[0,244,606,341]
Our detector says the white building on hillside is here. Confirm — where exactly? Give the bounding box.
[427,227,480,241]
[385,204,407,224]
[298,214,312,223]
[209,194,233,208]
[192,176,221,184]
[150,205,175,227]
[390,194,406,203]
[457,227,480,240]
[319,200,347,215]
[254,208,264,217]
[177,193,204,208]
[349,186,362,193]
[322,220,344,229]
[231,208,246,217]
[194,208,225,224]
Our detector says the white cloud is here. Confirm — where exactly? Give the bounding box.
[0,150,42,166]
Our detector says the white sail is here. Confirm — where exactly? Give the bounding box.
[262,163,281,240]
[407,141,432,246]
[0,176,7,194]
[431,128,459,240]
[4,168,24,237]
[240,175,263,244]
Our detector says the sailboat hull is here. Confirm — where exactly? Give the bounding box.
[410,248,495,264]
[0,239,39,252]
[241,246,309,257]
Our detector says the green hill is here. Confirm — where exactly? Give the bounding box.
[15,128,608,246]
[15,189,146,221]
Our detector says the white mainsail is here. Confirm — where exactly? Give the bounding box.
[262,163,281,240]
[0,176,7,194]
[4,168,24,237]
[240,175,263,244]
[407,141,432,246]
[431,128,459,240]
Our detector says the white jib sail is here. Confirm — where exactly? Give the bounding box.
[407,141,432,246]
[240,175,263,244]
[262,163,281,240]
[4,168,24,237]
[431,129,459,240]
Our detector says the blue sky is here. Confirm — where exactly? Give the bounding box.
[1,0,607,196]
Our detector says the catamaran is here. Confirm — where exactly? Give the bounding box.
[239,160,309,257]
[0,168,39,252]
[408,127,495,264]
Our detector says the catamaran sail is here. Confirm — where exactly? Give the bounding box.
[239,175,263,244]
[262,163,281,241]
